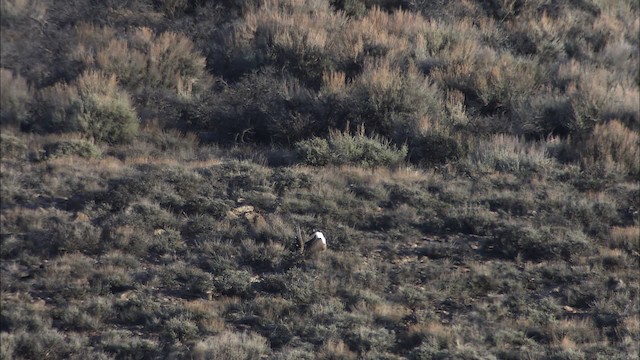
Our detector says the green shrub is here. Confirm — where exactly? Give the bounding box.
[149,228,186,256]
[295,137,331,166]
[159,262,214,297]
[296,126,407,168]
[273,346,317,360]
[213,268,253,297]
[51,303,101,331]
[433,50,539,120]
[43,139,101,160]
[98,172,158,211]
[74,71,139,143]
[409,131,466,166]
[334,62,444,144]
[163,316,199,343]
[443,206,497,236]
[0,297,52,333]
[29,71,139,143]
[206,71,321,144]
[17,212,102,256]
[346,325,395,354]
[112,296,162,327]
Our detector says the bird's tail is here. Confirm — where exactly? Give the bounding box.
[295,225,304,253]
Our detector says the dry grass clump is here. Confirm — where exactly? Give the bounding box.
[191,331,270,360]
[432,48,539,116]
[557,61,639,129]
[581,120,640,177]
[73,24,212,99]
[0,68,31,127]
[318,338,358,359]
[336,60,444,142]
[27,70,138,143]
[468,134,554,173]
[0,0,47,24]
[296,124,407,168]
[610,226,640,253]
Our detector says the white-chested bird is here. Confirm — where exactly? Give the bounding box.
[297,230,327,256]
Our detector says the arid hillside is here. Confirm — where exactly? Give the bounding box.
[1,0,638,359]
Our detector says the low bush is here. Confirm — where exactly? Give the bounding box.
[0,131,28,160]
[296,126,407,168]
[43,139,101,160]
[162,316,200,343]
[0,332,14,360]
[201,71,321,144]
[213,268,253,297]
[0,68,31,127]
[346,325,395,355]
[73,24,211,99]
[580,120,639,177]
[28,71,139,143]
[409,131,466,166]
[11,328,88,360]
[333,62,444,144]
[98,329,162,359]
[484,223,591,261]
[191,331,270,360]
[468,134,554,173]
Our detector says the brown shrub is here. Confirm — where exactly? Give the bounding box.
[0,68,32,126]
[581,120,640,177]
[72,24,211,99]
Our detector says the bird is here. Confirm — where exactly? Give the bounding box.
[295,228,328,257]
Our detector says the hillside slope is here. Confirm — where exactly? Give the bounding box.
[1,0,639,359]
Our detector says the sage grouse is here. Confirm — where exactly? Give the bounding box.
[299,231,327,256]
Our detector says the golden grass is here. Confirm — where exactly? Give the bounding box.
[558,336,578,351]
[373,302,410,323]
[623,315,640,336]
[235,0,494,89]
[550,318,599,346]
[611,226,639,243]
[319,338,357,359]
[45,253,94,284]
[191,331,269,360]
[0,206,58,235]
[408,320,458,348]
[582,120,640,176]
[469,134,553,172]
[72,24,210,98]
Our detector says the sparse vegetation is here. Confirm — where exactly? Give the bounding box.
[1,0,638,358]
[296,125,407,168]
